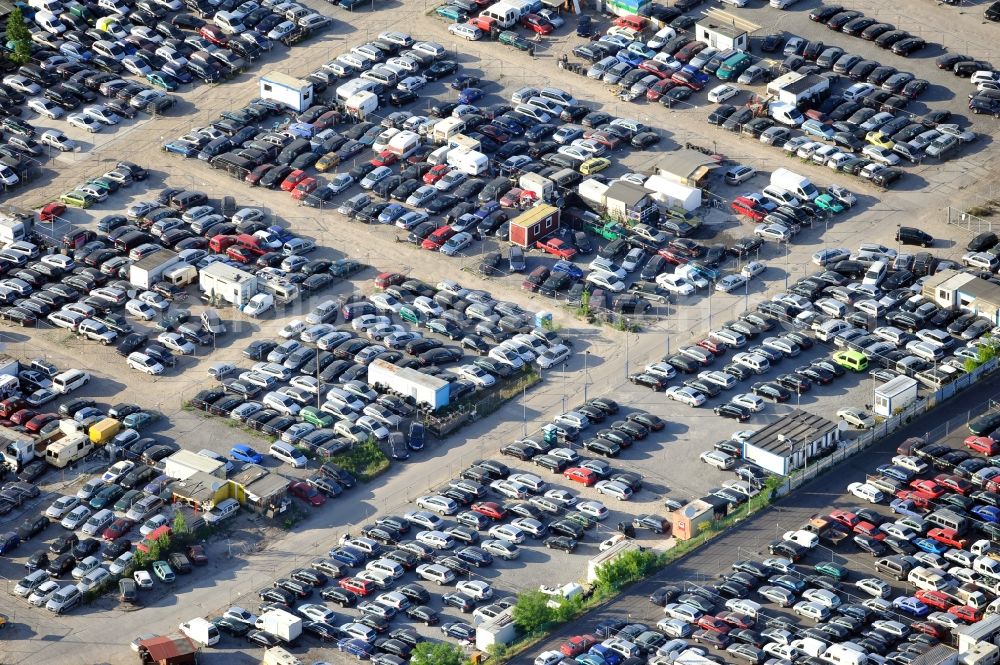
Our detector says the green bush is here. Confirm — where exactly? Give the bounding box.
[511,590,555,636]
[593,548,662,597]
[325,437,389,482]
[409,642,467,665]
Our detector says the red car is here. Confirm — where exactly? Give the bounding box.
[289,481,326,506]
[966,435,999,455]
[582,129,622,150]
[697,338,726,355]
[829,509,859,529]
[280,169,308,192]
[209,234,238,253]
[374,272,406,289]
[560,634,598,657]
[522,14,553,34]
[675,40,707,63]
[893,490,930,509]
[339,577,372,596]
[0,397,26,419]
[657,248,690,265]
[40,201,66,222]
[914,589,951,610]
[245,163,273,186]
[696,616,731,634]
[536,237,577,260]
[638,59,671,78]
[226,246,255,264]
[471,502,507,521]
[647,78,677,102]
[934,473,972,495]
[852,521,885,540]
[731,196,768,222]
[911,622,945,639]
[9,408,37,426]
[370,151,398,167]
[716,611,754,629]
[25,413,57,433]
[198,24,228,46]
[421,225,455,250]
[563,467,598,487]
[949,605,982,623]
[423,164,450,184]
[909,479,945,499]
[103,517,134,541]
[928,527,967,549]
[291,178,318,200]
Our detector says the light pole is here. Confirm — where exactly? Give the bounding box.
[624,319,631,377]
[584,351,590,402]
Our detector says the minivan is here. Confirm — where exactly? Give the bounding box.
[927,508,969,535]
[908,566,952,592]
[896,226,933,247]
[204,498,239,523]
[269,441,307,468]
[53,369,90,394]
[876,554,916,580]
[46,585,82,613]
[539,87,577,107]
[833,350,868,372]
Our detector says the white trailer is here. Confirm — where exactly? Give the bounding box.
[519,172,554,202]
[199,262,258,307]
[446,148,489,176]
[0,215,33,246]
[260,71,315,113]
[367,359,450,410]
[386,130,421,158]
[255,609,302,643]
[128,249,183,290]
[344,90,378,121]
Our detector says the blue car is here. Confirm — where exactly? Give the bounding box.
[588,645,622,665]
[377,203,407,224]
[892,596,930,617]
[474,201,502,220]
[337,638,372,658]
[163,140,199,157]
[230,444,263,464]
[328,547,366,567]
[914,537,947,555]
[877,463,914,483]
[973,505,1000,523]
[615,50,644,67]
[552,260,584,280]
[890,498,921,517]
[459,87,483,105]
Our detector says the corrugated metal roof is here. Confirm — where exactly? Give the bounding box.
[744,410,837,453]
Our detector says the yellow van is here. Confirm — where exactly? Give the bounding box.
[833,349,868,372]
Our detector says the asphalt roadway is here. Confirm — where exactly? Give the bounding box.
[509,369,1000,664]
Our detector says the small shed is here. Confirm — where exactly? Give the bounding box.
[199,261,258,307]
[475,607,517,651]
[136,634,199,665]
[873,375,918,417]
[604,181,657,225]
[671,499,715,541]
[170,471,230,511]
[509,204,561,248]
[696,20,748,51]
[163,449,225,481]
[644,175,702,212]
[242,472,291,513]
[260,71,314,113]
[742,410,840,475]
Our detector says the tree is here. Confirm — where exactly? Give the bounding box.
[409,642,466,665]
[511,590,555,635]
[6,8,31,65]
[172,511,188,539]
[593,549,660,595]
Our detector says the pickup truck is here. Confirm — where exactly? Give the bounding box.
[536,237,577,260]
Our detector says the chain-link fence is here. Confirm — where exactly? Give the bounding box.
[946,206,997,234]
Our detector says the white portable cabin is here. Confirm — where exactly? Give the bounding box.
[644,174,701,212]
[259,72,314,113]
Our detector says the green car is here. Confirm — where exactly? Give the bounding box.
[434,4,466,20]
[499,30,531,51]
[59,190,95,208]
[152,560,175,583]
[301,406,334,428]
[123,411,159,431]
[814,561,848,580]
[565,512,597,530]
[87,177,119,194]
[89,484,125,510]
[114,489,144,513]
[814,193,845,214]
[146,72,179,91]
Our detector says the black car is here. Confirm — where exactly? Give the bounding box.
[544,535,577,552]
[750,382,792,402]
[17,514,48,540]
[714,403,752,422]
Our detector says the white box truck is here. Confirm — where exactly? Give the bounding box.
[255,609,302,643]
[179,617,220,646]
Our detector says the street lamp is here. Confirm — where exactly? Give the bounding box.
[584,351,590,402]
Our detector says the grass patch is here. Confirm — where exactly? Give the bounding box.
[323,438,390,482]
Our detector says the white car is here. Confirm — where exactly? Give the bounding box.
[656,273,695,295]
[82,105,120,125]
[741,261,766,279]
[138,291,169,311]
[892,455,928,474]
[707,84,739,103]
[440,231,473,256]
[4,75,41,94]
[716,274,748,293]
[862,144,901,166]
[665,385,705,407]
[586,271,626,292]
[837,408,875,429]
[700,450,735,470]
[40,129,76,151]
[491,479,529,500]
[544,489,576,507]
[537,344,571,369]
[456,580,493,600]
[415,495,459,515]
[46,495,80,519]
[60,505,93,530]
[157,332,195,355]
[67,113,101,132]
[600,534,627,551]
[489,523,525,544]
[28,580,61,607]
[134,570,154,588]
[730,393,765,413]
[594,480,633,501]
[127,352,164,375]
[754,224,791,242]
[448,23,482,40]
[645,362,676,379]
[28,97,64,119]
[699,370,737,390]
[576,499,609,519]
[102,460,135,483]
[456,364,496,387]
[397,75,428,93]
[847,482,884,503]
[125,299,156,320]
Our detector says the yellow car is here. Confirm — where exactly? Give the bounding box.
[579,157,611,175]
[59,190,94,208]
[865,131,894,150]
[315,152,341,172]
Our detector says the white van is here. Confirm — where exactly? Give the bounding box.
[514,104,552,124]
[480,2,518,26]
[907,566,952,592]
[822,643,868,665]
[724,598,761,619]
[770,167,819,201]
[793,601,830,621]
[213,10,246,33]
[526,96,564,117]
[782,529,819,549]
[815,319,852,342]
[734,352,770,374]
[863,260,888,287]
[603,638,640,659]
[416,563,456,584]
[268,441,307,468]
[52,369,90,394]
[34,10,66,34]
[28,0,61,11]
[539,87,577,107]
